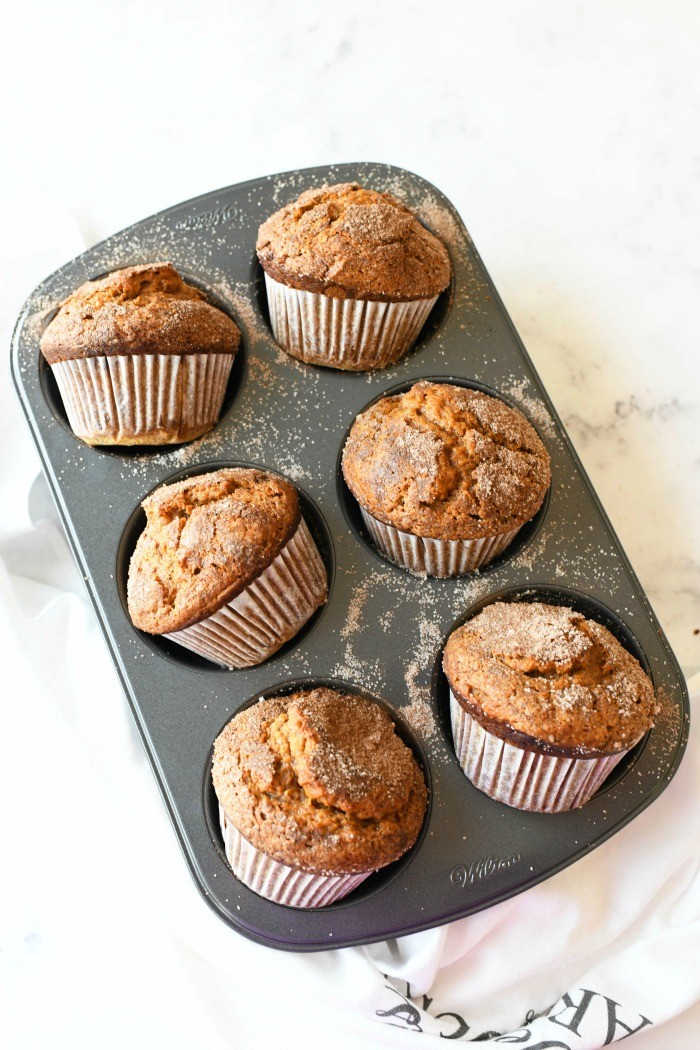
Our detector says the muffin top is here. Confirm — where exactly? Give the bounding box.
[212,688,427,875]
[342,381,551,540]
[256,182,451,302]
[443,602,657,756]
[127,468,304,634]
[40,263,241,364]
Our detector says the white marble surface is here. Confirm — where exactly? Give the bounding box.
[1,2,699,1048]
[2,0,698,671]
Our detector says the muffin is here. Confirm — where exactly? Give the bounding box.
[342,381,550,576]
[212,687,428,906]
[256,183,451,371]
[40,263,241,445]
[443,601,657,812]
[127,468,327,668]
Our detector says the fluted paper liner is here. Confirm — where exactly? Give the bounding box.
[449,689,628,813]
[220,807,371,908]
[360,507,521,577]
[51,352,234,445]
[165,518,326,669]
[265,273,437,371]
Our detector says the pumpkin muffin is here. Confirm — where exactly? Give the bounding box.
[212,687,428,906]
[127,468,327,668]
[443,601,657,812]
[40,263,240,445]
[257,182,451,370]
[342,381,551,576]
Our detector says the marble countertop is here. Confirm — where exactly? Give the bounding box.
[1,2,698,1048]
[2,0,697,674]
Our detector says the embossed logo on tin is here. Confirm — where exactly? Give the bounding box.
[450,853,522,887]
[175,205,241,231]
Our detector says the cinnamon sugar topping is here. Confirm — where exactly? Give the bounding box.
[342,381,551,540]
[40,263,241,364]
[212,688,427,874]
[256,183,451,302]
[472,602,591,667]
[443,601,656,754]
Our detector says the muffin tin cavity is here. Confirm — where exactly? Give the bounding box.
[202,677,432,910]
[12,163,688,951]
[432,585,653,797]
[116,461,335,673]
[37,268,247,458]
[253,254,454,373]
[336,376,551,575]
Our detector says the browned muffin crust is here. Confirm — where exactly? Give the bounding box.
[443,602,657,757]
[256,183,451,302]
[40,263,241,364]
[212,688,427,874]
[342,381,551,540]
[127,469,302,634]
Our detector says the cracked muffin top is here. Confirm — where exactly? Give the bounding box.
[212,688,428,874]
[256,182,451,302]
[40,263,241,364]
[443,602,657,757]
[342,381,551,540]
[127,469,303,634]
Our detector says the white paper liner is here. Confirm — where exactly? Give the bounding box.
[51,352,234,445]
[220,806,371,907]
[360,507,521,577]
[449,690,628,813]
[265,273,437,371]
[164,517,326,669]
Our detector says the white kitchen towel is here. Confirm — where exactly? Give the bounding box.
[1,198,698,1050]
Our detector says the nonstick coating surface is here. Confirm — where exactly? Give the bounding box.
[11,163,689,950]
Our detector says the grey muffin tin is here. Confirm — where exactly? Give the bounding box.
[11,163,689,951]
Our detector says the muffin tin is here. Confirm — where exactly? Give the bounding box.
[11,162,689,951]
